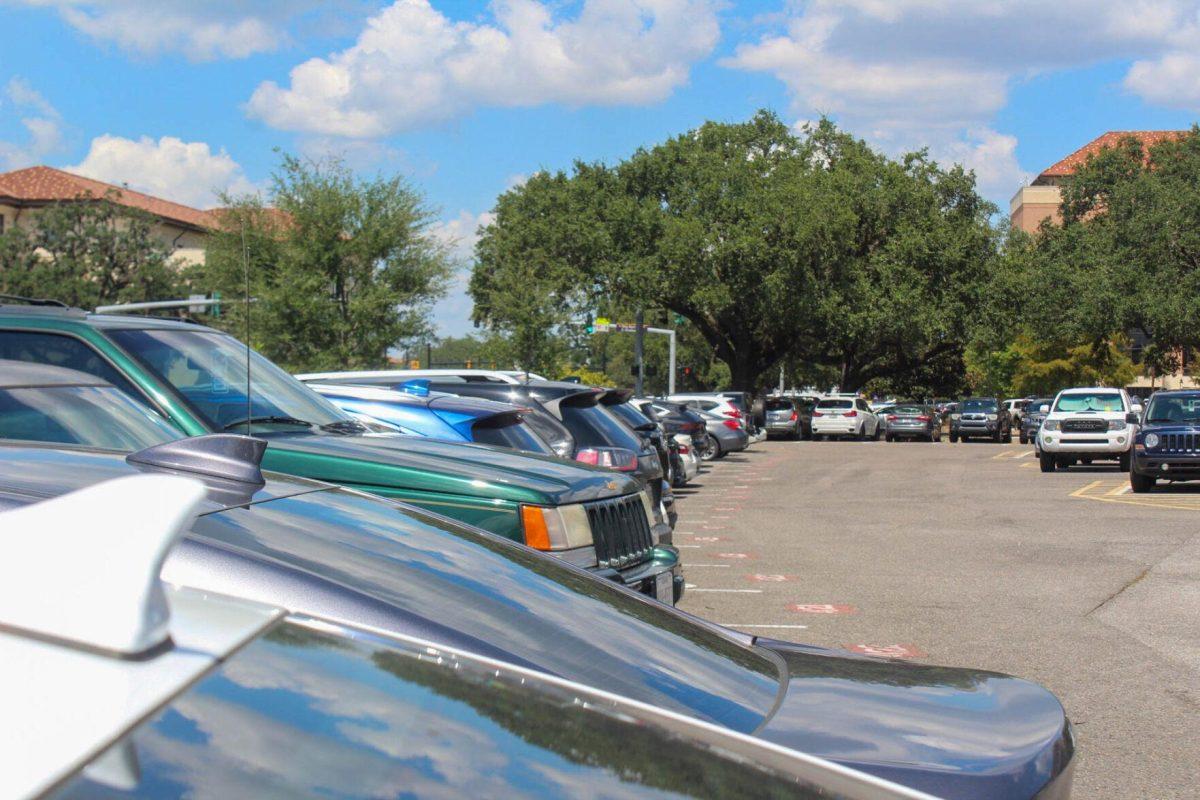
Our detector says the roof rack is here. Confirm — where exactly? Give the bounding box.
[0,294,69,307]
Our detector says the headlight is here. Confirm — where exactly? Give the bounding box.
[950,413,961,420]
[1043,419,1060,431]
[986,413,998,421]
[520,503,593,551]
[1144,433,1160,449]
[1108,419,1127,431]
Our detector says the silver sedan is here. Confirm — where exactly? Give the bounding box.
[883,404,942,442]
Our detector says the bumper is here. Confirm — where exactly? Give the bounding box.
[953,422,997,436]
[597,545,684,605]
[888,424,932,437]
[1039,431,1130,454]
[719,431,750,451]
[1132,453,1200,479]
[765,421,799,435]
[812,420,858,435]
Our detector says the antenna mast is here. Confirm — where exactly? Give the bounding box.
[241,223,252,436]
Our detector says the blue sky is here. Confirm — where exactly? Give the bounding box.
[2,0,1198,336]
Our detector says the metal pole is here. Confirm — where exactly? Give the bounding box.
[644,326,676,396]
[634,308,645,396]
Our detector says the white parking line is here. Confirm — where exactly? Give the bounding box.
[686,588,764,594]
[686,563,732,568]
[677,544,701,548]
[716,624,809,630]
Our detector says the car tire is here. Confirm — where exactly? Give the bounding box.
[949,433,959,443]
[1002,427,1013,443]
[1118,451,1131,472]
[812,434,823,442]
[1019,432,1028,444]
[700,435,720,461]
[873,423,883,441]
[1040,452,1056,472]
[1130,470,1155,493]
[885,433,894,442]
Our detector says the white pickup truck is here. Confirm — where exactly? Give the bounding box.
[1037,387,1141,472]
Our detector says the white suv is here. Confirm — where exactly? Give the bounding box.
[811,397,880,441]
[1037,387,1141,472]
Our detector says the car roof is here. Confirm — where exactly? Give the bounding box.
[0,359,111,389]
[0,304,226,332]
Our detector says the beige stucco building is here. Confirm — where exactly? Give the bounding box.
[0,166,214,266]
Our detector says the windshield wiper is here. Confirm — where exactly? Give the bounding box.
[319,419,369,435]
[223,415,314,431]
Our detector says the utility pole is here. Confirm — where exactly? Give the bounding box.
[634,308,645,396]
[645,327,676,395]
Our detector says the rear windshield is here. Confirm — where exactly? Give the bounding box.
[962,399,998,412]
[608,401,655,431]
[815,399,852,409]
[471,417,554,454]
[891,405,927,415]
[560,402,644,450]
[1145,394,1200,423]
[520,409,574,456]
[764,399,794,411]
[1054,393,1124,413]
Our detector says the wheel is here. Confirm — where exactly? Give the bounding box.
[885,433,894,442]
[1039,452,1056,472]
[949,433,959,443]
[1002,428,1013,443]
[812,434,824,442]
[1118,451,1131,472]
[1019,432,1028,444]
[873,423,883,441]
[1130,470,1155,493]
[699,435,720,461]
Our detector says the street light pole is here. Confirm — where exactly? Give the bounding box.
[634,308,645,396]
[646,326,676,395]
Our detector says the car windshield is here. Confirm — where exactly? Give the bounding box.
[962,399,997,412]
[109,329,351,432]
[471,417,555,454]
[815,399,852,409]
[1145,393,1200,423]
[560,401,644,450]
[1054,393,1124,413]
[0,385,180,450]
[607,401,655,431]
[892,405,927,415]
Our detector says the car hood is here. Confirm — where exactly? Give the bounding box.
[755,642,1073,800]
[260,431,638,505]
[1138,423,1200,436]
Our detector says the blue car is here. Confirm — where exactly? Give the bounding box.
[306,380,557,454]
[1131,389,1200,492]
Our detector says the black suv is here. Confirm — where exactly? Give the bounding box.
[950,397,1012,443]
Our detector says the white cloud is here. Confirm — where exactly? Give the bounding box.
[16,0,326,60]
[66,135,260,208]
[0,77,66,170]
[725,0,1200,200]
[429,209,495,336]
[247,0,721,137]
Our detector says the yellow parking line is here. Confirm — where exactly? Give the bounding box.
[1070,480,1105,498]
[1070,479,1200,512]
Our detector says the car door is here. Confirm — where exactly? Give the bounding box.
[857,399,877,435]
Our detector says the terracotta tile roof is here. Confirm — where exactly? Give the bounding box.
[1038,131,1189,180]
[0,165,215,230]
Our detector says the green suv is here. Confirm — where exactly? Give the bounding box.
[0,302,681,603]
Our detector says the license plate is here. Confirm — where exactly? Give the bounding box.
[655,571,674,604]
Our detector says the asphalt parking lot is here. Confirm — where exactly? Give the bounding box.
[675,438,1200,800]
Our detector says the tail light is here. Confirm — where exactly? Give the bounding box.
[887,414,897,421]
[916,415,931,422]
[678,444,690,454]
[812,410,823,417]
[722,419,740,430]
[575,447,638,472]
[727,408,743,418]
[789,411,798,421]
[845,410,858,417]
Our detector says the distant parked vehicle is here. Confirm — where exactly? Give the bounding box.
[883,404,942,442]
[763,396,812,440]
[949,398,1011,443]
[1020,398,1054,445]
[668,393,748,430]
[1131,390,1200,492]
[695,408,750,459]
[811,397,880,441]
[307,381,557,455]
[1037,387,1140,472]
[1002,398,1030,431]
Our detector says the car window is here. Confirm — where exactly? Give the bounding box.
[109,328,348,431]
[0,330,142,399]
[559,402,643,450]
[815,399,852,409]
[764,399,794,411]
[1145,394,1200,423]
[0,385,180,450]
[962,399,998,412]
[1053,393,1124,413]
[699,401,719,410]
[471,417,555,454]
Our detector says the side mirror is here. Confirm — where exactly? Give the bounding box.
[1126,412,1140,424]
[1039,404,1050,413]
[1131,404,1143,415]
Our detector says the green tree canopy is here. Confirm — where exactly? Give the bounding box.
[470,111,998,391]
[196,154,451,372]
[0,192,181,308]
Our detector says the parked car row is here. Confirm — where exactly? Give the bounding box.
[0,297,1077,799]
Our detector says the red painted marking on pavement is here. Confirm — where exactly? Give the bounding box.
[692,536,727,543]
[748,574,793,582]
[787,603,857,614]
[716,552,753,559]
[843,644,926,660]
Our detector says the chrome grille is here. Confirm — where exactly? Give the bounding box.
[585,495,655,570]
[1063,418,1106,433]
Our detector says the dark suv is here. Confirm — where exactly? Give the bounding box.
[1131,390,1200,492]
[1021,398,1054,445]
[950,397,1012,443]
